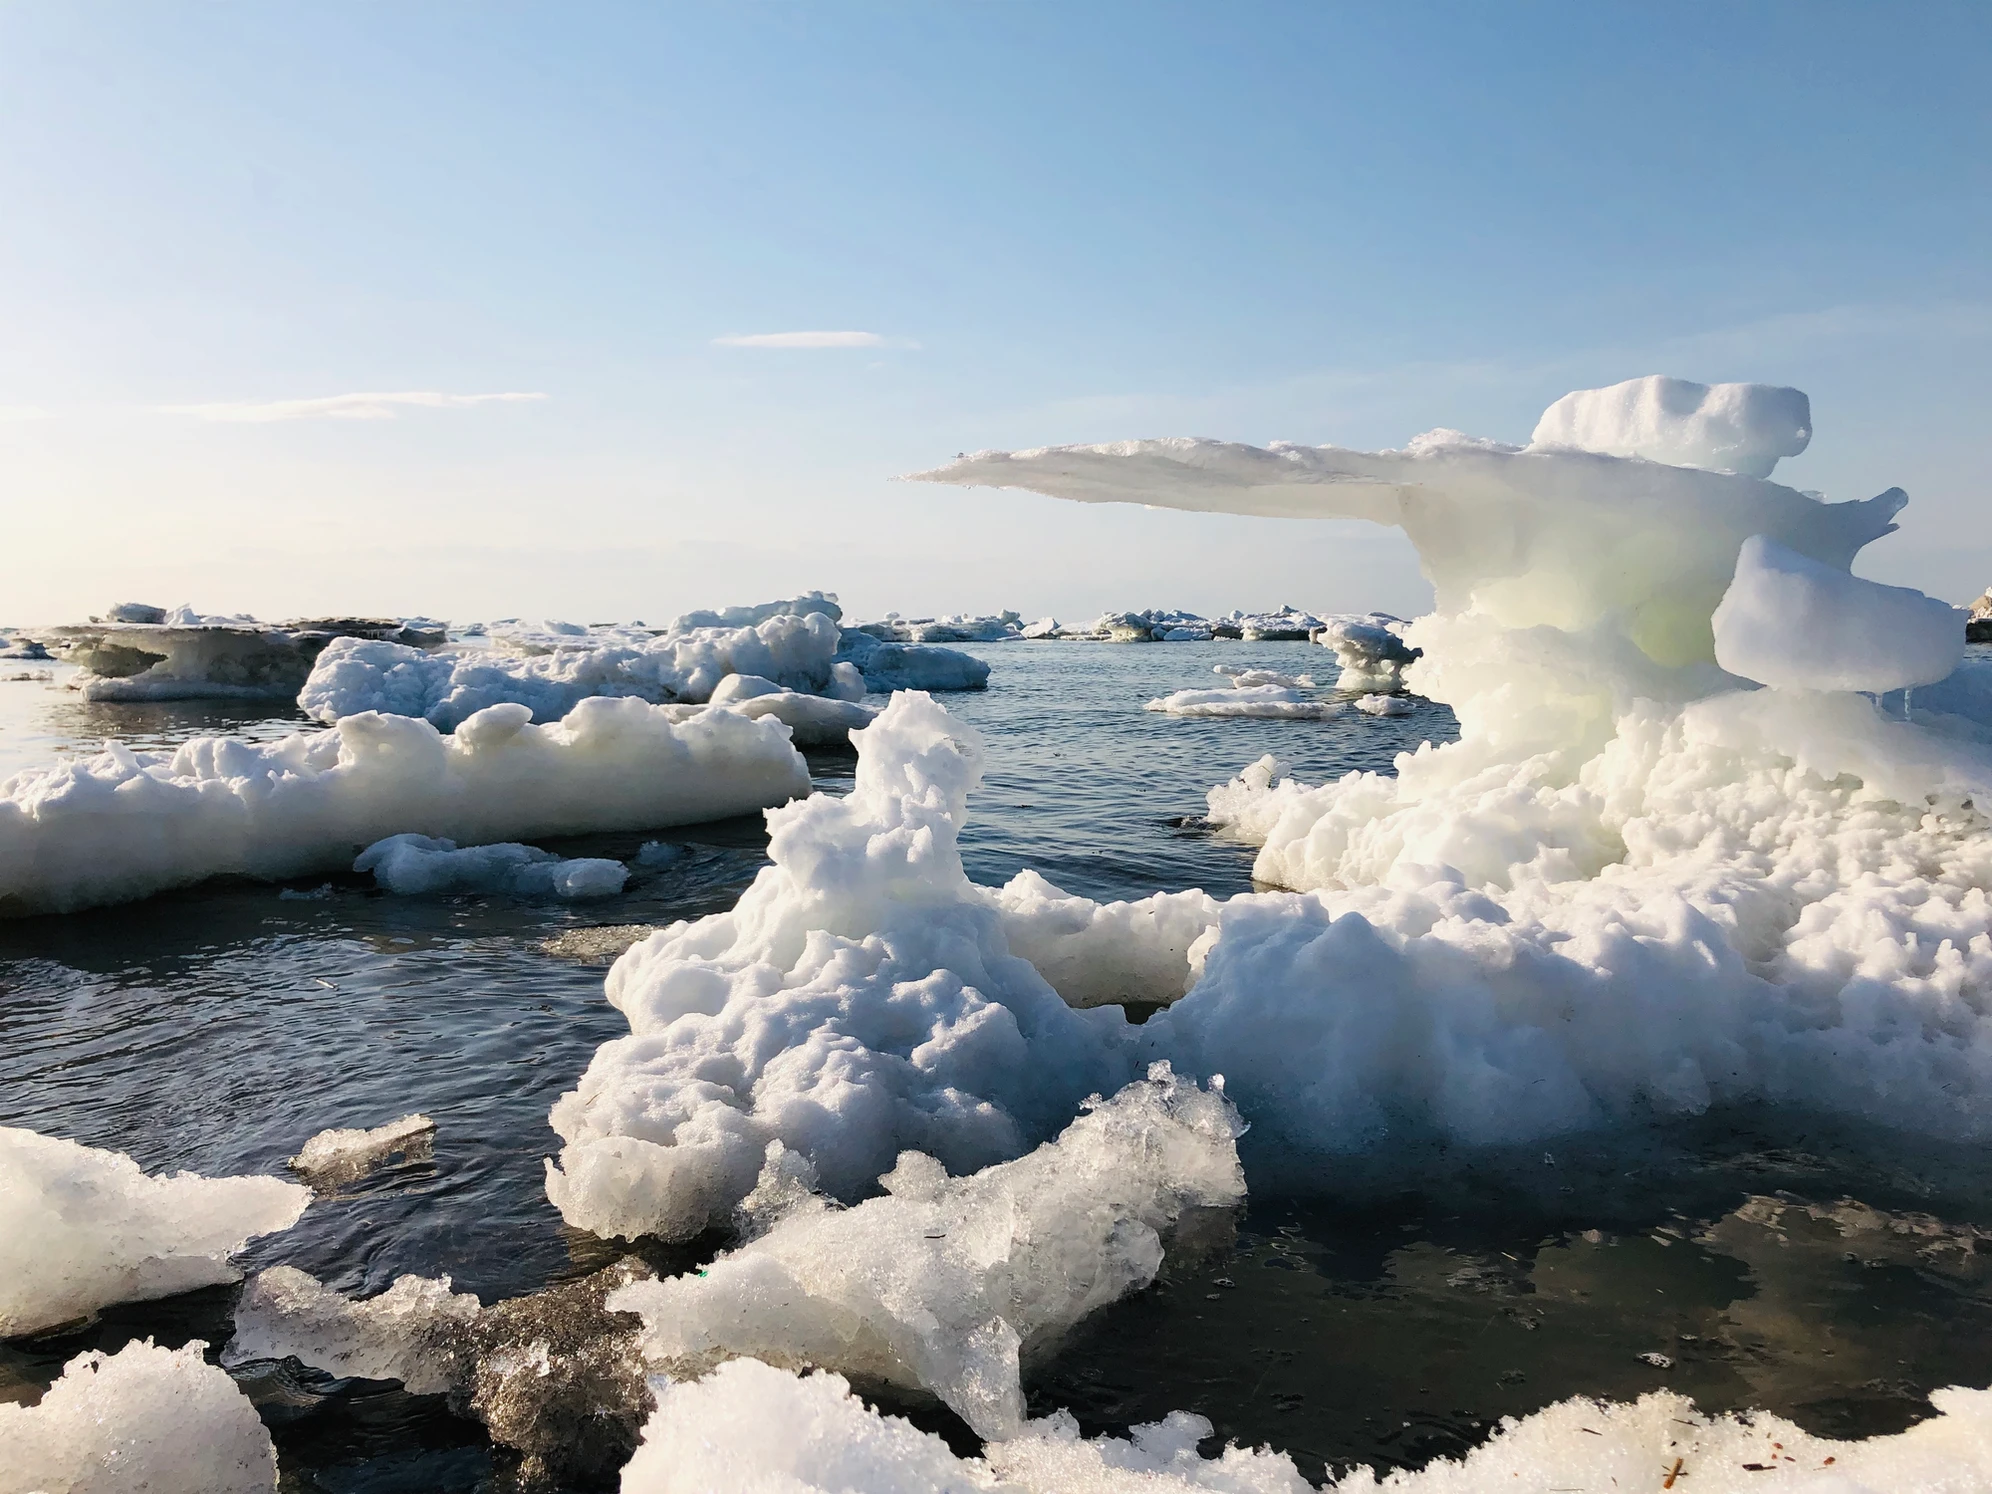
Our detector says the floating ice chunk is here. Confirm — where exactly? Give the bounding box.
[623,1357,1992,1494]
[607,1065,1244,1439]
[985,868,1223,1010]
[834,629,992,692]
[1317,614,1420,688]
[712,682,878,747]
[852,612,1020,643]
[302,609,854,729]
[0,1128,309,1337]
[1352,693,1413,717]
[0,698,806,916]
[289,1113,436,1186]
[1021,616,1061,639]
[1530,375,1812,479]
[544,693,1131,1243]
[0,1339,278,1494]
[1213,665,1317,689]
[1712,533,1964,693]
[354,833,629,900]
[228,1260,654,1485]
[1145,684,1342,719]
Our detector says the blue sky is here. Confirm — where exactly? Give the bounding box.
[2,2,1987,624]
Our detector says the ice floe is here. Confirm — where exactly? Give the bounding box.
[0,698,807,915]
[289,1113,436,1186]
[606,1065,1243,1438]
[835,627,992,692]
[0,1339,279,1494]
[0,1127,308,1337]
[1145,683,1342,719]
[355,832,628,899]
[1352,692,1413,716]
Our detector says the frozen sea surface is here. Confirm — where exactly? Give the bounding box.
[6,645,1992,1489]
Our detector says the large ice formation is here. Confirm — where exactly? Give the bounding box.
[620,1356,1992,1494]
[227,1260,654,1485]
[1712,534,1964,692]
[0,698,808,916]
[0,1339,279,1494]
[544,692,1155,1242]
[606,1065,1243,1439]
[1529,375,1812,479]
[30,611,443,703]
[355,833,629,899]
[834,627,992,692]
[0,1128,309,1337]
[912,380,1992,1157]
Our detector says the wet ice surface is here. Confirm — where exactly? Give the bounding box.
[6,643,1992,1490]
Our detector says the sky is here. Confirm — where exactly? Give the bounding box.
[2,2,1987,627]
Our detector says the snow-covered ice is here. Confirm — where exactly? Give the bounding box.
[0,1339,279,1494]
[620,1356,1992,1494]
[606,1065,1243,1438]
[1352,692,1413,716]
[0,697,808,916]
[0,1127,309,1336]
[854,612,1021,643]
[355,833,628,899]
[1317,614,1420,688]
[835,628,992,692]
[1529,375,1812,479]
[1712,533,1964,693]
[1145,683,1342,719]
[913,380,1992,1162]
[290,1113,436,1185]
[544,692,1143,1243]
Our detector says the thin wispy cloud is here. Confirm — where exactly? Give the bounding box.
[712,330,892,349]
[159,391,549,423]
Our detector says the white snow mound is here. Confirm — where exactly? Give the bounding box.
[1530,375,1812,479]
[0,1339,279,1494]
[608,1064,1243,1440]
[1713,533,1964,693]
[0,1128,309,1337]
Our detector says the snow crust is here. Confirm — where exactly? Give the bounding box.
[608,1066,1242,1438]
[355,833,628,899]
[0,1339,279,1494]
[0,1127,309,1336]
[622,1357,1992,1494]
[290,1113,436,1185]
[1713,534,1964,692]
[544,693,1136,1242]
[1530,375,1812,479]
[0,699,807,915]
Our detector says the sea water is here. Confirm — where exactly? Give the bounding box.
[5,644,1992,1489]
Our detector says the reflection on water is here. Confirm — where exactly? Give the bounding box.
[7,644,1992,1488]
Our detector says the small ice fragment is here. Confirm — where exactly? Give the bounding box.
[290,1113,436,1186]
[636,841,684,867]
[0,1338,278,1494]
[1353,693,1413,716]
[1639,1351,1676,1368]
[355,834,629,900]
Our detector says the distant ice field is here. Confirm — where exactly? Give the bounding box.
[7,643,1992,1489]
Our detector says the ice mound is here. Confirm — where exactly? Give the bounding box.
[608,1065,1242,1439]
[855,611,1021,643]
[0,1128,309,1337]
[1353,692,1413,717]
[1530,375,1812,479]
[707,674,878,746]
[544,692,1135,1242]
[0,1339,278,1494]
[227,1259,653,1484]
[301,608,863,729]
[835,628,992,692]
[915,381,1992,1158]
[987,868,1223,1010]
[624,1357,1992,1494]
[621,1358,1312,1493]
[1713,534,1964,693]
[30,611,442,703]
[1318,614,1420,688]
[0,698,807,916]
[673,590,843,630]
[1146,683,1341,719]
[289,1113,435,1186]
[355,832,628,899]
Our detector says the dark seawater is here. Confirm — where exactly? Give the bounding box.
[4,644,1992,1489]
